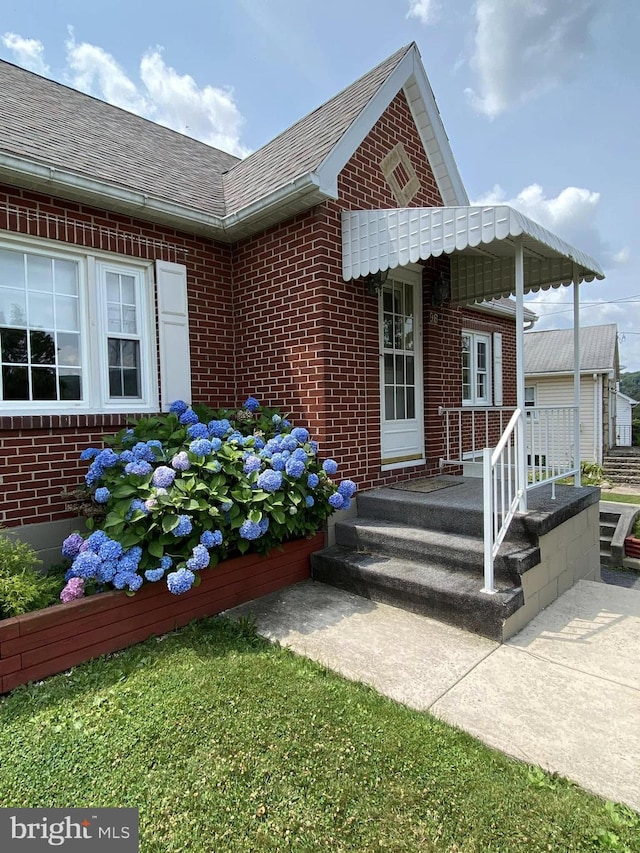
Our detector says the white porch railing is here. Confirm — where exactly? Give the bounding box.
[482,408,524,594]
[439,404,580,593]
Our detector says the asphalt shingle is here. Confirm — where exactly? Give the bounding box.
[524,324,619,374]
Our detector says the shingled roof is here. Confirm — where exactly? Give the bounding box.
[223,45,412,214]
[524,324,619,375]
[0,44,466,238]
[0,60,239,217]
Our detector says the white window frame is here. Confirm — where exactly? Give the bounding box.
[0,232,158,416]
[462,330,492,406]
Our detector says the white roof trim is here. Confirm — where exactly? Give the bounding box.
[315,44,467,208]
[342,205,605,303]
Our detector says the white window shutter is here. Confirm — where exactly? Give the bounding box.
[156,260,191,411]
[493,332,503,406]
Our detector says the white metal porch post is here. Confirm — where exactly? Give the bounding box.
[573,265,581,486]
[515,238,527,511]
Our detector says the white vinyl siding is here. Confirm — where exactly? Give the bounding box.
[525,374,598,463]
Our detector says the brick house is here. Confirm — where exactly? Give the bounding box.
[0,43,603,570]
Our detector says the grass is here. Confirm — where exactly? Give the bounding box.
[1,618,639,853]
[600,492,640,506]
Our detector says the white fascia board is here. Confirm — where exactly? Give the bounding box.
[403,51,468,206]
[524,370,611,379]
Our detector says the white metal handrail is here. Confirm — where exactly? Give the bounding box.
[524,405,579,495]
[482,408,524,594]
[438,405,517,467]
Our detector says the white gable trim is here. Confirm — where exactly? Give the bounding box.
[314,44,467,207]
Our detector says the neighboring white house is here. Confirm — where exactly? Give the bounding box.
[524,324,620,465]
[616,390,638,447]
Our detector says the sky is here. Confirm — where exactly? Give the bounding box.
[1,0,639,369]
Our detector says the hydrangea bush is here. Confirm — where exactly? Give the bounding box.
[61,398,356,599]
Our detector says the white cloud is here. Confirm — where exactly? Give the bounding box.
[466,0,599,118]
[471,182,602,257]
[139,50,249,156]
[613,247,631,265]
[2,28,248,158]
[2,32,50,76]
[407,0,438,26]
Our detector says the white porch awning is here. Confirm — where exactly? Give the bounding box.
[342,206,605,304]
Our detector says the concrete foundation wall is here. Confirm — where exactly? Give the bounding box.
[4,517,85,569]
[504,502,600,639]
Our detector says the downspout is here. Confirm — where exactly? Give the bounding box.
[593,373,600,464]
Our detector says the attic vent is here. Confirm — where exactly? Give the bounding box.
[380,143,421,206]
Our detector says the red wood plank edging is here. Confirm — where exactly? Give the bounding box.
[0,534,322,694]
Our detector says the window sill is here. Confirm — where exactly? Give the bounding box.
[0,412,156,431]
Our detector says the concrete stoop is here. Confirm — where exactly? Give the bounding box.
[311,478,601,642]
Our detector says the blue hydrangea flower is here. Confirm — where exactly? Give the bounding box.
[187,544,210,571]
[310,441,318,454]
[307,473,319,488]
[80,447,100,461]
[243,454,262,474]
[169,400,189,415]
[62,533,84,559]
[291,427,309,443]
[282,420,291,428]
[171,451,190,471]
[187,422,209,439]
[271,453,286,471]
[322,459,339,475]
[147,440,163,450]
[328,492,344,509]
[167,567,196,595]
[125,460,153,477]
[243,396,260,412]
[94,486,111,504]
[210,437,222,451]
[220,500,233,513]
[257,469,283,492]
[85,530,108,551]
[285,458,305,478]
[123,545,143,567]
[291,448,308,462]
[208,460,222,473]
[160,555,173,571]
[113,571,139,590]
[226,431,245,445]
[98,538,124,561]
[122,429,136,445]
[132,442,156,463]
[305,495,315,508]
[145,567,165,582]
[71,551,102,580]
[272,414,282,425]
[172,515,193,537]
[96,448,119,468]
[126,498,149,520]
[208,419,231,438]
[119,450,134,463]
[189,438,212,456]
[239,519,262,540]
[341,498,352,511]
[97,561,118,584]
[179,410,200,425]
[338,479,357,498]
[258,518,270,534]
[282,435,298,452]
[152,466,176,489]
[200,530,223,548]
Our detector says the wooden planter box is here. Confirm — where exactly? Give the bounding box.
[624,536,640,559]
[0,534,322,695]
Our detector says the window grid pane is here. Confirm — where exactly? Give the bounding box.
[382,280,416,422]
[0,248,82,402]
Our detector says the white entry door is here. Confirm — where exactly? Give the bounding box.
[379,268,424,465]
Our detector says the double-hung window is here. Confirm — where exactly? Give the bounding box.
[0,236,171,415]
[461,331,491,406]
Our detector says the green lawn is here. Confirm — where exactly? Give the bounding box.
[0,618,638,853]
[600,492,640,506]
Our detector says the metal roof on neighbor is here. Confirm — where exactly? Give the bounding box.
[342,206,605,303]
[524,324,618,375]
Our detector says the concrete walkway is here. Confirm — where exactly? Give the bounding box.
[226,579,640,812]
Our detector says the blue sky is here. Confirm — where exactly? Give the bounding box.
[2,1,639,368]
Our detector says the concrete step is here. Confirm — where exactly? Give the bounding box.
[310,546,523,641]
[335,517,539,583]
